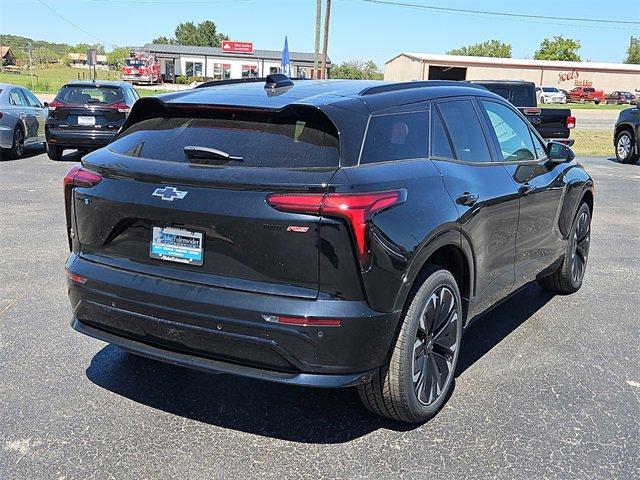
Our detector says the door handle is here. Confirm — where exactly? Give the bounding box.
[456,192,479,206]
[519,183,536,195]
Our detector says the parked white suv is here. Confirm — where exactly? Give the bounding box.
[536,86,567,104]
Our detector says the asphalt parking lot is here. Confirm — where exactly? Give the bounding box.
[1,151,639,479]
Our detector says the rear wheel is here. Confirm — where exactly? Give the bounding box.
[538,203,591,294]
[358,267,463,423]
[1,125,25,160]
[46,143,63,161]
[615,130,638,164]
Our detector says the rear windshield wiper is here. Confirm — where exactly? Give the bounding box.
[183,145,243,162]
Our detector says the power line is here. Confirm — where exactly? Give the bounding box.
[35,0,112,46]
[344,0,640,27]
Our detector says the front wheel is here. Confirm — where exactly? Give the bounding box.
[538,203,591,294]
[358,267,463,423]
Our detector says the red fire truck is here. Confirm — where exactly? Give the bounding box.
[121,52,161,85]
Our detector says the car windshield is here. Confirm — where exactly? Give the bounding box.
[542,87,558,93]
[125,59,146,67]
[583,88,595,93]
[56,86,124,105]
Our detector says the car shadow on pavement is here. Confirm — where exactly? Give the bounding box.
[85,282,553,443]
[456,283,554,377]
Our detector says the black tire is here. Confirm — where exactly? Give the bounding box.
[46,143,62,161]
[594,99,600,105]
[358,266,463,423]
[615,130,638,164]
[1,125,25,160]
[538,203,591,294]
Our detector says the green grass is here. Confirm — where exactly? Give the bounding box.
[571,130,613,157]
[543,102,631,111]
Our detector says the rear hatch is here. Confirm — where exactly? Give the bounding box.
[74,104,340,298]
[49,85,128,131]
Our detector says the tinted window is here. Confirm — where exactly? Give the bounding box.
[9,89,27,107]
[482,101,536,162]
[431,109,454,159]
[438,100,492,163]
[476,83,536,107]
[542,87,558,93]
[360,111,428,164]
[56,86,124,105]
[108,106,339,168]
[532,134,546,159]
[22,89,42,108]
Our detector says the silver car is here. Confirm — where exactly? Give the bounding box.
[0,83,48,160]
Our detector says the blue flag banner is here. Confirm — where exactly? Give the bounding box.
[280,36,291,77]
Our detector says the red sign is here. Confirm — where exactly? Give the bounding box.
[222,41,254,54]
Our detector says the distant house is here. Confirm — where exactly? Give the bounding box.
[1,46,16,66]
[68,52,109,70]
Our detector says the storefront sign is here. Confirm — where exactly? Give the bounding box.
[557,69,593,87]
[222,41,254,54]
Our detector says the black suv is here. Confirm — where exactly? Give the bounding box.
[614,103,640,164]
[46,80,139,160]
[65,77,594,423]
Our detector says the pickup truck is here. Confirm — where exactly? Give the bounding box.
[569,86,604,104]
[473,80,575,146]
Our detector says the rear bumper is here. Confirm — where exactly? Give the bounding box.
[66,253,400,387]
[46,127,116,148]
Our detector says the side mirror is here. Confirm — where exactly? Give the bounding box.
[547,141,575,163]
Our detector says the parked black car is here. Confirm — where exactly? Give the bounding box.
[614,103,640,163]
[46,80,139,160]
[65,77,594,423]
[473,80,575,146]
[606,91,636,105]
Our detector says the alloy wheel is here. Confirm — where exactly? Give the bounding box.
[412,286,459,406]
[571,211,590,284]
[617,134,631,159]
[14,128,24,156]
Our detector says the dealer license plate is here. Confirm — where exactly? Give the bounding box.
[78,116,95,126]
[150,226,203,266]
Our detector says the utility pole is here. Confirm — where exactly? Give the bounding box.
[320,0,331,79]
[313,0,322,79]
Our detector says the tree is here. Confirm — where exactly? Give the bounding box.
[107,47,132,69]
[153,20,228,47]
[534,36,581,61]
[624,37,640,64]
[330,59,383,80]
[447,40,512,58]
[70,43,106,54]
[152,36,174,45]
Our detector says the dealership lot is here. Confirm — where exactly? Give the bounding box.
[1,152,638,479]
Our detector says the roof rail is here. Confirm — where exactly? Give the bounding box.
[358,80,486,96]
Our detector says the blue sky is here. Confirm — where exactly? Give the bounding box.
[1,0,638,67]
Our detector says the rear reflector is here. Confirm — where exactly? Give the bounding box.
[566,116,576,129]
[63,165,102,188]
[66,269,87,284]
[266,189,406,270]
[262,315,341,327]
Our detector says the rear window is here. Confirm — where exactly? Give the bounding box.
[360,111,429,164]
[542,87,558,93]
[56,86,124,105]
[108,106,339,168]
[125,59,146,67]
[477,84,536,107]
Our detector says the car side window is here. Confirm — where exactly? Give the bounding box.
[22,89,42,108]
[360,111,429,164]
[437,100,492,163]
[481,101,537,162]
[431,109,454,159]
[9,89,27,107]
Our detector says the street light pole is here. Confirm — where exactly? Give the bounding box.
[314,0,322,79]
[320,0,331,79]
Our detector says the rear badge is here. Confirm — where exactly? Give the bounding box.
[152,186,188,202]
[287,226,310,233]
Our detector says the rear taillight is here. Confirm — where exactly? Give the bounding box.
[566,116,576,129]
[108,101,130,114]
[48,99,65,111]
[266,189,406,270]
[63,165,102,188]
[63,165,102,251]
